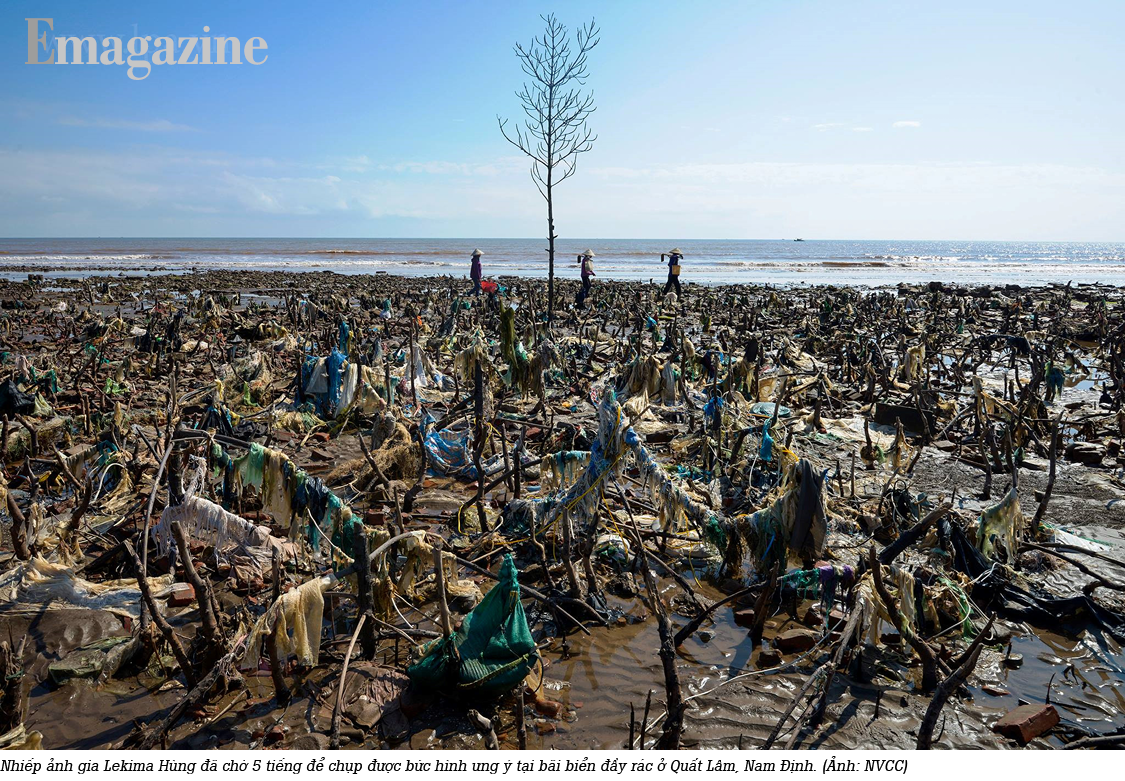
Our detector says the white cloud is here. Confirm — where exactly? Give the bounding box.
[575,160,1125,239]
[0,146,536,233]
[381,159,521,177]
[1,146,1121,240]
[852,126,873,132]
[58,116,199,132]
[892,120,922,128]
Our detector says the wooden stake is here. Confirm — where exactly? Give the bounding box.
[433,541,452,637]
[353,523,377,658]
[330,613,367,750]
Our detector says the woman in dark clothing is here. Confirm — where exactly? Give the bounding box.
[661,248,683,298]
[576,249,595,308]
[470,248,483,295]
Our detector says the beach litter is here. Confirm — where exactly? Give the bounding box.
[0,269,1122,750]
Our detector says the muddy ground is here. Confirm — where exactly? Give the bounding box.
[1,270,1123,750]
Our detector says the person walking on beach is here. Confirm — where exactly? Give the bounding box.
[576,249,596,308]
[661,248,684,299]
[469,248,483,295]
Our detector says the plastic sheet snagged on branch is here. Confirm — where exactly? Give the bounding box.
[243,575,331,670]
[421,413,503,480]
[978,486,1024,562]
[723,459,828,575]
[153,494,287,571]
[406,554,537,698]
[540,450,591,492]
[230,442,357,562]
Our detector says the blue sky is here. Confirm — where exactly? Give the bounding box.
[2,0,1123,239]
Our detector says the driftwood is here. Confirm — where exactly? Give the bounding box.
[763,601,864,749]
[124,540,196,689]
[878,503,952,565]
[1021,542,1125,595]
[136,642,241,749]
[673,584,756,648]
[1063,733,1125,750]
[626,517,683,750]
[917,614,995,749]
[329,613,368,750]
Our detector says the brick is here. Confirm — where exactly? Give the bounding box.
[774,628,817,654]
[992,704,1059,744]
[1065,442,1105,466]
[802,605,824,627]
[534,697,564,718]
[168,582,195,607]
[756,648,782,668]
[827,607,848,630]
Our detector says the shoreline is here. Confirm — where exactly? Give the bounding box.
[6,267,1125,293]
[5,237,1125,288]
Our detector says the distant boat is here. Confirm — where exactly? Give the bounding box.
[793,238,805,242]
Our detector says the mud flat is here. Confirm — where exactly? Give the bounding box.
[0,270,1122,751]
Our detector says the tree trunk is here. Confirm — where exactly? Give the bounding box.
[547,179,555,324]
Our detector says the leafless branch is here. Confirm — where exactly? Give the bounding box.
[497,15,600,204]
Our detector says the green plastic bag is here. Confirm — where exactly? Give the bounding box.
[407,554,538,697]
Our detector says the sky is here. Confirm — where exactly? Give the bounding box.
[2,0,1124,240]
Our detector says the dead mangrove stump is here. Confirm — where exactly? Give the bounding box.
[917,613,995,749]
[628,517,683,750]
[352,523,378,658]
[136,643,240,750]
[169,520,229,671]
[0,636,28,734]
[124,540,197,689]
[749,563,780,646]
[869,545,938,693]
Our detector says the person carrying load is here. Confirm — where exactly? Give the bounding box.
[661,247,684,299]
[576,249,596,308]
[469,248,483,295]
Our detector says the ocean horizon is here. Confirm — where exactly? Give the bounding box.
[3,237,1125,287]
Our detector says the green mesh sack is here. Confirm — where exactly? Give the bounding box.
[407,554,538,698]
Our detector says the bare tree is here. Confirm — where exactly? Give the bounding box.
[499,14,600,324]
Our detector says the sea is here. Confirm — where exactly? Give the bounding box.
[2,238,1124,287]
